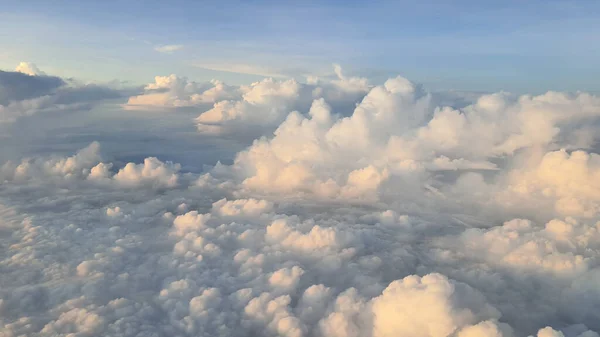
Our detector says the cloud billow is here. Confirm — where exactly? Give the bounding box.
[2,63,600,337]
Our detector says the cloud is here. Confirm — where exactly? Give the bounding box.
[1,142,182,190]
[154,44,184,53]
[0,69,64,105]
[3,66,600,337]
[124,64,372,139]
[194,65,371,137]
[193,62,288,78]
[112,157,181,189]
[3,149,599,336]
[125,75,241,110]
[319,273,510,337]
[188,76,600,224]
[456,218,597,275]
[1,63,136,126]
[498,150,600,219]
[15,61,46,76]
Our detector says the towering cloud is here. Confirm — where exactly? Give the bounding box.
[188,76,600,223]
[194,65,371,137]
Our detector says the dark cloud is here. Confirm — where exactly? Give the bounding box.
[53,84,131,105]
[0,70,65,105]
[0,67,140,127]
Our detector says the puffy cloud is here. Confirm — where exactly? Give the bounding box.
[189,75,600,225]
[113,157,180,189]
[15,61,46,76]
[1,141,103,181]
[434,216,600,332]
[195,78,302,134]
[499,150,600,218]
[125,75,241,110]
[455,218,600,275]
[106,206,122,217]
[1,142,181,190]
[319,273,510,337]
[217,80,439,200]
[2,165,599,336]
[212,198,274,217]
[534,326,600,337]
[124,64,371,138]
[3,67,600,337]
[194,65,371,137]
[417,91,600,158]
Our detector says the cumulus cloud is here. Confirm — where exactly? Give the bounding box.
[2,66,600,337]
[187,75,600,224]
[112,157,181,189]
[1,142,182,190]
[194,65,371,137]
[125,75,241,110]
[15,61,46,76]
[124,65,371,138]
[3,160,599,336]
[498,150,600,218]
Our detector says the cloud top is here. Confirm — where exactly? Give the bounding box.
[2,64,600,337]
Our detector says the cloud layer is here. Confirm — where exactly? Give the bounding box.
[2,63,600,337]
[1,63,134,127]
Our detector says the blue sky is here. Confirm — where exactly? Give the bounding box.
[1,0,599,92]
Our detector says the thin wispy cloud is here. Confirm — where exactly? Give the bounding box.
[154,44,184,53]
[192,62,288,78]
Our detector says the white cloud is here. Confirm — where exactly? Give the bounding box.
[499,150,600,218]
[15,61,46,76]
[212,198,274,217]
[195,77,303,135]
[113,157,180,189]
[125,75,241,110]
[319,273,510,337]
[194,65,371,137]
[188,74,600,223]
[2,142,182,190]
[154,44,184,53]
[193,62,288,78]
[3,66,600,337]
[452,217,599,275]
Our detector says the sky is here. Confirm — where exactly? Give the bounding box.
[1,0,600,92]
[3,2,600,337]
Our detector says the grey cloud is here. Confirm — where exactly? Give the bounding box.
[53,84,133,105]
[0,70,65,105]
[1,67,140,127]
